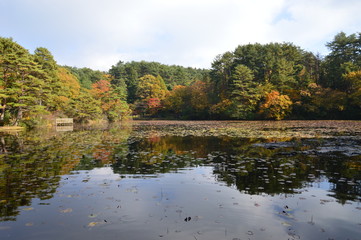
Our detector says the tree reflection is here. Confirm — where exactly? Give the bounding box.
[112,135,360,203]
[0,126,360,221]
[0,126,131,221]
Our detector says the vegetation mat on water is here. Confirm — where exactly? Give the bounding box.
[127,120,361,139]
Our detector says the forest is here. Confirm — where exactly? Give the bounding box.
[0,31,361,127]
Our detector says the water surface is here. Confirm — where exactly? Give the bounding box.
[1,121,360,239]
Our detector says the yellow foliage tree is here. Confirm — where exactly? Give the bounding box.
[136,74,168,100]
[51,67,81,111]
[135,75,168,115]
[343,70,361,93]
[162,85,187,114]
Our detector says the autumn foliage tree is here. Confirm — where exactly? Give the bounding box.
[135,74,168,116]
[91,77,130,122]
[162,85,187,117]
[48,67,81,111]
[258,91,293,120]
[343,70,361,94]
[188,80,210,118]
[161,81,210,119]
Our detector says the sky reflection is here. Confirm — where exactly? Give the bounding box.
[1,164,360,240]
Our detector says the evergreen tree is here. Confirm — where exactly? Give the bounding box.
[229,64,262,119]
[322,32,361,90]
[0,37,47,125]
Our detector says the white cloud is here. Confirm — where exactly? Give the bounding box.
[1,0,360,70]
[269,0,361,54]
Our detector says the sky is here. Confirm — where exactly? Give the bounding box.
[1,0,361,71]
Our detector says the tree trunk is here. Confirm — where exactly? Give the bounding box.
[0,137,7,153]
[0,104,5,126]
[14,107,23,126]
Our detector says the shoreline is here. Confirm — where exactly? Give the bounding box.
[0,126,25,132]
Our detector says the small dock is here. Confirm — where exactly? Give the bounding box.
[55,118,73,131]
[55,118,73,126]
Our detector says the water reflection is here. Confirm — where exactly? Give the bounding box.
[0,123,360,239]
[55,125,74,132]
[0,127,131,221]
[112,136,361,202]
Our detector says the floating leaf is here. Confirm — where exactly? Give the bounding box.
[60,208,73,213]
[281,222,291,227]
[22,207,34,211]
[88,213,98,218]
[88,222,101,227]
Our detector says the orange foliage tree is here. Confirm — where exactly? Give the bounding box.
[259,90,292,120]
[91,79,111,98]
[91,77,130,121]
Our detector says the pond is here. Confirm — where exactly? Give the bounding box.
[0,120,360,240]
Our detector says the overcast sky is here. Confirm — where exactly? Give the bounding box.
[1,0,360,71]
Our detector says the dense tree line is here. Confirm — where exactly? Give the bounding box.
[0,37,207,126]
[64,66,105,89]
[154,32,361,120]
[1,32,361,126]
[0,37,130,126]
[108,60,209,103]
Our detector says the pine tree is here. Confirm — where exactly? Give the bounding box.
[230,64,261,119]
[0,38,46,125]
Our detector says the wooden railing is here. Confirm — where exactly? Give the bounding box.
[55,118,73,126]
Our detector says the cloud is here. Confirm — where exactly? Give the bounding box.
[1,0,360,70]
[270,0,361,54]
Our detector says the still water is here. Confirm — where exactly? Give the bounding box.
[0,121,360,240]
